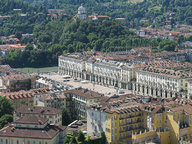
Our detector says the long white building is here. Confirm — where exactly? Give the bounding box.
[58,54,136,90]
[133,67,191,98]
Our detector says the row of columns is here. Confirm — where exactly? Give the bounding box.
[92,75,119,87]
[132,83,188,98]
[59,67,84,79]
[59,67,136,89]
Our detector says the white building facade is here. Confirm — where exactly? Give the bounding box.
[87,105,105,137]
[133,67,190,98]
[58,54,136,90]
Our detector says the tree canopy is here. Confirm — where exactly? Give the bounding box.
[0,96,14,128]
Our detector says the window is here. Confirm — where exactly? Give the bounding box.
[17,140,19,144]
[112,116,113,121]
[157,120,158,124]
[115,128,117,133]
[115,122,117,127]
[160,120,161,123]
[112,122,113,127]
[112,129,114,134]
[115,135,117,140]
[112,135,114,141]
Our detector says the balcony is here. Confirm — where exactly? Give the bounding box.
[119,114,141,119]
[120,126,144,132]
[120,120,142,126]
[180,123,189,129]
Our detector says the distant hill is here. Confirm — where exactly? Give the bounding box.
[21,0,192,27]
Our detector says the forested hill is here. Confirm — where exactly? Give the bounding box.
[34,19,149,53]
[1,18,177,68]
[0,0,47,15]
[22,0,192,26]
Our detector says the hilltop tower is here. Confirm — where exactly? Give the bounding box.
[77,4,87,20]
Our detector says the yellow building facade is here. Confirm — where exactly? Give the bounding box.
[103,104,192,144]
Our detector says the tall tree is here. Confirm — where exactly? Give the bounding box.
[61,107,72,125]
[0,114,13,129]
[0,96,14,117]
[101,132,106,144]
[70,135,77,144]
[77,131,85,142]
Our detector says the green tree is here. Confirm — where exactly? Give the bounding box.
[64,136,70,144]
[15,32,22,40]
[101,132,106,144]
[25,43,34,51]
[61,107,72,125]
[0,114,13,129]
[0,96,14,117]
[177,35,185,44]
[70,136,77,144]
[77,131,85,142]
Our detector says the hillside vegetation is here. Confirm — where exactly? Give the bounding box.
[21,0,192,26]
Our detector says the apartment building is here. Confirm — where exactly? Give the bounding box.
[133,67,191,98]
[87,94,192,144]
[0,73,37,92]
[0,88,50,109]
[0,116,67,144]
[63,87,103,120]
[38,93,66,109]
[0,90,34,109]
[13,106,62,125]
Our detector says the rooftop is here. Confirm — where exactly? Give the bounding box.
[0,124,65,139]
[64,87,103,99]
[14,106,62,115]
[14,116,48,125]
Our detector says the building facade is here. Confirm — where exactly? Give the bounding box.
[133,67,191,98]
[13,106,62,125]
[0,88,50,109]
[87,94,192,144]
[38,93,66,109]
[0,116,67,144]
[64,87,103,120]
[0,74,37,92]
[58,54,136,90]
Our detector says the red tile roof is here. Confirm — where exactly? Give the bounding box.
[14,106,62,115]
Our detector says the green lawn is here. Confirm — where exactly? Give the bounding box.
[16,66,58,73]
[128,0,144,3]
